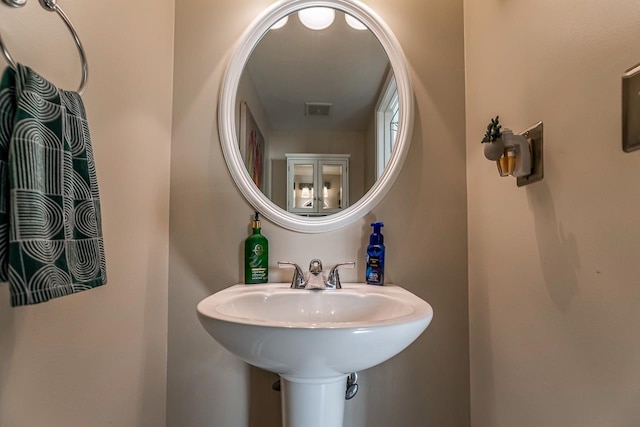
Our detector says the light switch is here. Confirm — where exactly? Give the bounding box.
[623,63,640,152]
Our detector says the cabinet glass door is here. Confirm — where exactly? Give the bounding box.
[320,162,345,213]
[292,163,315,212]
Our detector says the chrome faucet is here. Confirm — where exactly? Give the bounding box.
[278,260,355,290]
[306,259,325,290]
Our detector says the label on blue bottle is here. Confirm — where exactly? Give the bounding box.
[366,255,383,284]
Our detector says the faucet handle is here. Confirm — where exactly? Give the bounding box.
[278,261,306,289]
[326,261,355,289]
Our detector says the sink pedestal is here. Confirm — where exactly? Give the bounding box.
[197,283,433,425]
[281,375,347,427]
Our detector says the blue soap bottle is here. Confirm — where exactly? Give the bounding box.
[366,222,385,285]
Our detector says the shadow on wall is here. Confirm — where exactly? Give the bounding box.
[0,288,16,406]
[249,367,282,427]
[527,182,580,311]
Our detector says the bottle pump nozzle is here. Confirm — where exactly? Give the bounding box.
[370,222,384,245]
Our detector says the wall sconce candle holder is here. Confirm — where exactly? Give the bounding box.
[481,117,544,187]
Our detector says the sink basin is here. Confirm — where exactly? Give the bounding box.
[197,283,433,377]
[197,283,433,427]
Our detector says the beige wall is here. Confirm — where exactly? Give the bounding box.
[465,1,640,426]
[169,0,468,426]
[0,1,174,426]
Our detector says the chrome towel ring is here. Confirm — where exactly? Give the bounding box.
[0,0,88,95]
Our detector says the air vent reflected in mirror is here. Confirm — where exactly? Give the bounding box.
[305,102,332,117]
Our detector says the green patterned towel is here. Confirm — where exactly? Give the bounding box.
[0,65,106,306]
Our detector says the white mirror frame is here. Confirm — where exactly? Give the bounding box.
[219,0,414,233]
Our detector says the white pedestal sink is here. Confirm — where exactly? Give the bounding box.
[197,283,433,427]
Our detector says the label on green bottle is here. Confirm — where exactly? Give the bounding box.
[248,244,267,282]
[245,234,268,284]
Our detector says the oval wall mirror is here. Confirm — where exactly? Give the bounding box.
[219,0,414,233]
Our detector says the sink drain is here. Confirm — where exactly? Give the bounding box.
[345,372,358,400]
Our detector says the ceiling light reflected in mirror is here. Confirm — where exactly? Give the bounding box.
[345,14,367,30]
[298,7,335,30]
[270,16,289,30]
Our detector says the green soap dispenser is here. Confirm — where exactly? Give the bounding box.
[244,212,269,284]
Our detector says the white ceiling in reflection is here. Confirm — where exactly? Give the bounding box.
[244,10,391,132]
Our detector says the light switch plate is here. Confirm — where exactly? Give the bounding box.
[623,63,640,153]
[517,121,543,187]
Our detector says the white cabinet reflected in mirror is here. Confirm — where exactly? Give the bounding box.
[218,0,414,232]
[286,153,349,215]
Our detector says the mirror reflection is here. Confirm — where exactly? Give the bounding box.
[237,7,398,217]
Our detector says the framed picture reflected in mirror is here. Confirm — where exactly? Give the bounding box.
[240,101,266,191]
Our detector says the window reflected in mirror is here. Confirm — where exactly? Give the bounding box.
[376,72,398,179]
